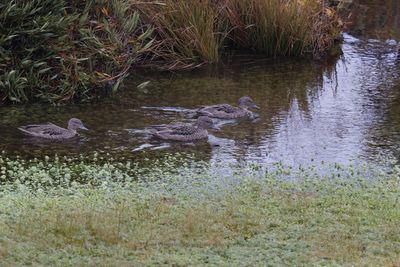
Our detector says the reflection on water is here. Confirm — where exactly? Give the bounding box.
[343,0,400,40]
[2,25,400,166]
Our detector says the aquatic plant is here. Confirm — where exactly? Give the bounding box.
[220,0,342,56]
[0,0,342,103]
[137,0,223,70]
[0,0,152,103]
[0,154,398,265]
[139,0,342,69]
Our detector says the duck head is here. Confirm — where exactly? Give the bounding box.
[197,116,220,130]
[238,96,259,110]
[68,118,89,131]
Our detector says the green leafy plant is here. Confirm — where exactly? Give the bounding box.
[0,0,153,103]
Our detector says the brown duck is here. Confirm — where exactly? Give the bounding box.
[198,96,259,119]
[151,116,219,142]
[18,118,88,140]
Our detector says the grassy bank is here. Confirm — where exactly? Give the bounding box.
[0,155,399,265]
[1,0,342,103]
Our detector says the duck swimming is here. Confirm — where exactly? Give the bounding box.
[18,118,88,140]
[151,116,219,142]
[197,96,259,119]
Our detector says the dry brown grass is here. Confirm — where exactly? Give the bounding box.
[135,0,342,69]
[219,0,342,56]
[136,0,223,70]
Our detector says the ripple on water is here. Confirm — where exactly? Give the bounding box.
[2,12,400,167]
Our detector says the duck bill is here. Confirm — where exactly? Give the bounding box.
[252,104,260,110]
[211,125,221,131]
[80,125,89,131]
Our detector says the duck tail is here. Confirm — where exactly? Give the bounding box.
[149,129,162,139]
[197,109,213,117]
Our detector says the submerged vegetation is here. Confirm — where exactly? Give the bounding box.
[0,154,399,265]
[0,0,342,103]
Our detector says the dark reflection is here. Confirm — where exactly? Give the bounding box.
[0,55,336,164]
[343,0,400,40]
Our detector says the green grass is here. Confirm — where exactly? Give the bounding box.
[0,154,399,266]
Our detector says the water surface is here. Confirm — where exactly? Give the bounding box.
[2,3,400,167]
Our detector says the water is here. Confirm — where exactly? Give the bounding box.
[1,1,400,167]
[342,0,400,40]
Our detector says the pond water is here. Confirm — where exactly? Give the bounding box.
[1,1,400,167]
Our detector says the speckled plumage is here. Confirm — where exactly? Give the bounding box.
[198,96,259,119]
[151,116,218,142]
[18,118,88,140]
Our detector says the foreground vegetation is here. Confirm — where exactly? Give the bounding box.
[0,154,399,266]
[0,0,342,103]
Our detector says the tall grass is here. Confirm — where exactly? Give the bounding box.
[137,0,223,70]
[220,0,342,56]
[0,0,342,103]
[137,0,342,68]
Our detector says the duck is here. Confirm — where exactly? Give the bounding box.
[18,118,88,140]
[197,96,260,119]
[150,116,219,142]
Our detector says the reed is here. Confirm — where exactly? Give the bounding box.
[137,0,223,70]
[220,0,342,56]
[0,0,342,103]
[136,0,342,69]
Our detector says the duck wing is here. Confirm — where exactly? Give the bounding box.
[18,123,68,137]
[212,104,237,113]
[157,124,197,136]
[199,104,237,113]
[171,125,197,135]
